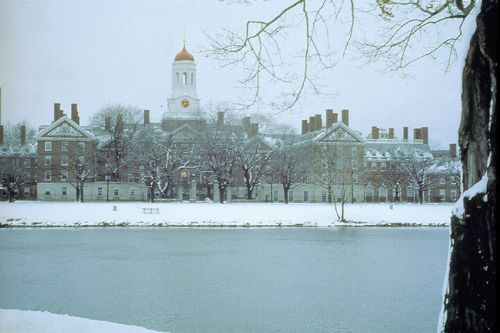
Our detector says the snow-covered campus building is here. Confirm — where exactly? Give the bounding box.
[0,46,460,203]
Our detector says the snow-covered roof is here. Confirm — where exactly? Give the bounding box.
[0,143,37,156]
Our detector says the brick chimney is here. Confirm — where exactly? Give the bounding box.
[71,103,79,124]
[341,109,349,126]
[249,123,259,136]
[315,114,322,129]
[301,120,308,135]
[217,111,225,126]
[309,116,316,131]
[144,110,150,125]
[421,127,429,144]
[371,126,379,140]
[414,128,422,141]
[242,117,251,133]
[333,113,338,124]
[389,128,394,139]
[449,143,457,158]
[105,116,111,131]
[403,127,408,140]
[0,125,3,145]
[326,109,334,128]
[54,103,63,121]
[20,125,26,145]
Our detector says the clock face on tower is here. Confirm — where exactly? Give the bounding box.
[180,99,190,109]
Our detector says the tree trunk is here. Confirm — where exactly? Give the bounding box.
[80,184,84,203]
[441,1,498,331]
[150,185,155,203]
[418,188,424,205]
[219,187,225,204]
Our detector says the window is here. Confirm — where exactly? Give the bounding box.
[379,187,387,202]
[351,159,358,169]
[61,187,67,196]
[352,172,358,183]
[451,190,457,201]
[44,141,52,151]
[336,146,344,155]
[371,162,377,172]
[273,190,278,202]
[321,191,327,203]
[44,156,52,166]
[129,187,136,197]
[365,185,374,202]
[380,163,386,172]
[303,191,309,202]
[352,146,358,155]
[289,190,294,202]
[23,160,30,168]
[407,187,415,202]
[113,188,119,197]
[97,187,103,197]
[183,72,187,86]
[364,162,368,171]
[79,142,85,152]
[439,177,446,185]
[61,170,68,182]
[191,73,194,85]
[23,187,30,195]
[44,170,51,181]
[61,155,68,166]
[176,72,180,85]
[61,141,68,152]
[44,189,51,196]
[439,189,446,202]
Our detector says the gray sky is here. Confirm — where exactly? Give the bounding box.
[0,0,475,148]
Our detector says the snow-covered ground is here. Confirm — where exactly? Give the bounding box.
[0,201,453,227]
[0,309,167,333]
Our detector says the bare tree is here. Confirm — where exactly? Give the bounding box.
[272,136,304,204]
[90,104,142,181]
[0,158,24,202]
[66,152,97,203]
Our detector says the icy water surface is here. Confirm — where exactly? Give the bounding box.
[0,228,448,333]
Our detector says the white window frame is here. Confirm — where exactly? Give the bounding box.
[44,141,52,151]
[61,186,67,196]
[44,156,51,166]
[61,141,69,152]
[61,155,68,166]
[61,170,68,181]
[44,170,51,181]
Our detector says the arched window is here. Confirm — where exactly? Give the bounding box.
[183,72,187,86]
[379,186,387,202]
[365,185,374,203]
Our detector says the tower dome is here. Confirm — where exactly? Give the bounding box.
[174,45,194,62]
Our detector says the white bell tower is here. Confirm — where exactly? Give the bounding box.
[165,43,201,120]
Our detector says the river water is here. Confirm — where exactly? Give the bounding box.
[0,228,449,333]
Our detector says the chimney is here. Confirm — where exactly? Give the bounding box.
[242,117,251,133]
[326,109,334,127]
[309,116,316,131]
[315,114,322,129]
[71,103,79,124]
[333,113,338,124]
[449,143,457,158]
[371,126,379,140]
[341,109,349,126]
[403,127,408,140]
[0,125,3,145]
[249,123,259,136]
[143,110,150,125]
[389,128,394,139]
[217,111,224,126]
[421,127,429,144]
[301,120,308,135]
[54,103,63,121]
[20,125,26,145]
[105,116,111,131]
[414,128,422,141]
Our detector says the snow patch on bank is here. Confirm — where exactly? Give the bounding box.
[0,201,452,227]
[0,309,168,333]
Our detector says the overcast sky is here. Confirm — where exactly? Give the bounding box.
[0,0,476,148]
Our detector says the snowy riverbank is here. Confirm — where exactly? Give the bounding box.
[0,309,167,333]
[0,201,453,227]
